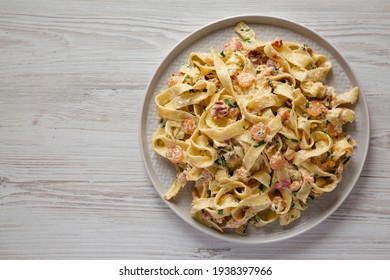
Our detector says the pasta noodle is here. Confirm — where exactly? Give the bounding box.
[152,22,358,235]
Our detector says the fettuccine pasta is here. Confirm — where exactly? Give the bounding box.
[152,22,358,235]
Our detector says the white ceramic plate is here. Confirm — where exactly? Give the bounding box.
[140,15,370,243]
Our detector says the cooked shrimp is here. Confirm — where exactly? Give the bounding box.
[269,151,286,170]
[279,109,290,121]
[228,107,240,118]
[224,39,243,52]
[326,121,342,137]
[320,160,336,172]
[237,73,255,88]
[181,118,196,134]
[167,73,181,87]
[289,180,302,192]
[167,145,183,164]
[272,196,286,213]
[304,175,314,184]
[250,122,270,141]
[307,100,328,117]
[236,166,251,182]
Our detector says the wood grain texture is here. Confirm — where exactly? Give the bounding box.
[0,0,389,259]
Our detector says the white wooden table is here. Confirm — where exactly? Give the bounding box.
[1,0,389,259]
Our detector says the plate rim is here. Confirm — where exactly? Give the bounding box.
[139,14,370,244]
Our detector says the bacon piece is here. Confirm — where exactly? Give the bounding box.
[211,101,229,118]
[274,179,290,190]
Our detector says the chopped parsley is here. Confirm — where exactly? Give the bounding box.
[243,38,251,43]
[240,28,251,32]
[214,154,227,166]
[217,209,224,215]
[224,99,238,108]
[343,156,351,165]
[242,223,248,234]
[220,50,225,58]
[251,215,260,224]
[258,184,265,192]
[305,102,310,109]
[301,44,308,51]
[283,135,298,143]
[159,118,166,128]
[254,140,266,148]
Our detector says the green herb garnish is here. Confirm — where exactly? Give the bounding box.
[290,138,299,143]
[224,99,238,108]
[242,224,248,234]
[159,118,166,128]
[217,209,224,215]
[254,140,266,148]
[251,215,260,224]
[343,156,351,165]
[214,154,227,166]
[258,184,265,192]
[291,201,295,208]
[243,38,251,43]
[305,102,310,109]
[220,50,225,58]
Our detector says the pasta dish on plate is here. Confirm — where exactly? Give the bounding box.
[152,22,358,235]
